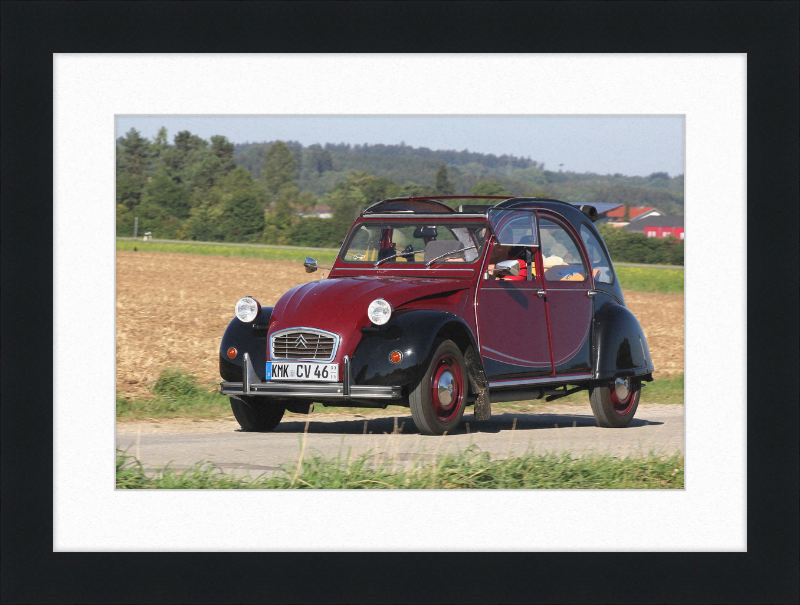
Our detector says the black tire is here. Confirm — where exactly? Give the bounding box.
[589,377,641,428]
[409,340,467,436]
[230,396,285,432]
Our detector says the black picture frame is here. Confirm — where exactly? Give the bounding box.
[2,2,797,603]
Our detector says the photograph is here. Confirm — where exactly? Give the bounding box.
[113,115,686,490]
[3,2,794,600]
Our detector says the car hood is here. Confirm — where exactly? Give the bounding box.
[269,276,471,352]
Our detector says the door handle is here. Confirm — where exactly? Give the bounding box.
[587,290,597,297]
[536,289,546,298]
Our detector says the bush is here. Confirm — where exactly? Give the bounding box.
[289,216,345,248]
[598,224,683,265]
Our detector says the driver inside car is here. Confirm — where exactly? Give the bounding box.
[485,245,534,281]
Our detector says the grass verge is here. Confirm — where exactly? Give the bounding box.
[116,447,684,489]
[117,369,684,420]
[616,266,683,294]
[641,373,684,404]
[464,372,684,413]
[116,239,339,265]
[116,367,229,419]
[117,240,682,295]
[116,367,410,419]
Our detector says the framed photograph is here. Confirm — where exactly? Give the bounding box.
[3,2,797,603]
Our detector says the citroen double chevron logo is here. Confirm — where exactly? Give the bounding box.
[294,334,309,349]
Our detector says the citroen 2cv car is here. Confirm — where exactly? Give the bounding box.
[220,196,654,435]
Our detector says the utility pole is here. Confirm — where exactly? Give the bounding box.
[133,217,138,239]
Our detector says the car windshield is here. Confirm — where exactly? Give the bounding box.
[341,222,489,266]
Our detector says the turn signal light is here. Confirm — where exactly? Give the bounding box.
[389,350,403,363]
[227,347,237,359]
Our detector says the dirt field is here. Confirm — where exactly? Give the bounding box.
[116,251,684,399]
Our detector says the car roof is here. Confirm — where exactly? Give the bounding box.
[361,196,599,223]
[362,196,505,217]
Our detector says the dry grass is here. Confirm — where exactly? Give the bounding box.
[116,251,684,399]
[623,291,684,377]
[116,251,321,398]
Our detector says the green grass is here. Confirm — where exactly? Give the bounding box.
[641,373,684,404]
[117,367,409,419]
[116,239,339,265]
[616,266,684,294]
[117,239,682,295]
[117,369,684,420]
[116,367,230,419]
[116,447,684,489]
[488,373,684,411]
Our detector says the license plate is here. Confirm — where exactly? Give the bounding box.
[266,362,339,381]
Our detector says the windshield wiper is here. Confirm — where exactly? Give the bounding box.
[425,245,477,268]
[373,248,424,268]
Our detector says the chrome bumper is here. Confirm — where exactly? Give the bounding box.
[219,353,402,400]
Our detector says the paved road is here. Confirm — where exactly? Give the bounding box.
[117,403,684,477]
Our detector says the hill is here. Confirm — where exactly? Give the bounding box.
[233,141,684,215]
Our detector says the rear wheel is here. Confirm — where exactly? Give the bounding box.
[589,377,641,428]
[230,396,285,432]
[409,340,467,436]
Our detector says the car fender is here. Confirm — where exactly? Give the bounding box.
[592,302,655,380]
[350,310,484,394]
[219,307,273,382]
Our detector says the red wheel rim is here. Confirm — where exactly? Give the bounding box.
[609,377,638,415]
[429,354,464,423]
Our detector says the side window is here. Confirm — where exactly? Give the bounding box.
[495,215,534,246]
[483,243,538,282]
[539,219,587,282]
[579,224,614,284]
[489,209,538,246]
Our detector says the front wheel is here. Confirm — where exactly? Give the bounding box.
[589,377,641,428]
[409,340,467,436]
[230,396,285,432]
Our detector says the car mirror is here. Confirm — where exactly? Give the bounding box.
[494,259,520,276]
[304,257,332,274]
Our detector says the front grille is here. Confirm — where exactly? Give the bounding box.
[271,328,339,362]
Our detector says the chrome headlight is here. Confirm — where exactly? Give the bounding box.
[235,296,261,323]
[367,298,392,325]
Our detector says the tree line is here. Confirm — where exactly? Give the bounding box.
[117,129,684,260]
[117,128,495,247]
[232,139,684,216]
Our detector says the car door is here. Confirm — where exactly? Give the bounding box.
[477,211,553,380]
[538,214,593,376]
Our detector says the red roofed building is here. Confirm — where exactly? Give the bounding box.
[627,215,685,240]
[604,206,664,223]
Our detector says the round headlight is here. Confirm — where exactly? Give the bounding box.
[235,296,261,323]
[367,298,392,325]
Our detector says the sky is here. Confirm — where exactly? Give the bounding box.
[115,115,684,178]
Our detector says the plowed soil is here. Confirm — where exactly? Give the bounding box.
[116,251,684,399]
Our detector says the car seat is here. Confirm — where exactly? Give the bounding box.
[424,240,465,264]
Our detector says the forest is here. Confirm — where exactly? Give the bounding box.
[116,128,684,264]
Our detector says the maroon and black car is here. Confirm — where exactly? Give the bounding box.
[220,196,654,435]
